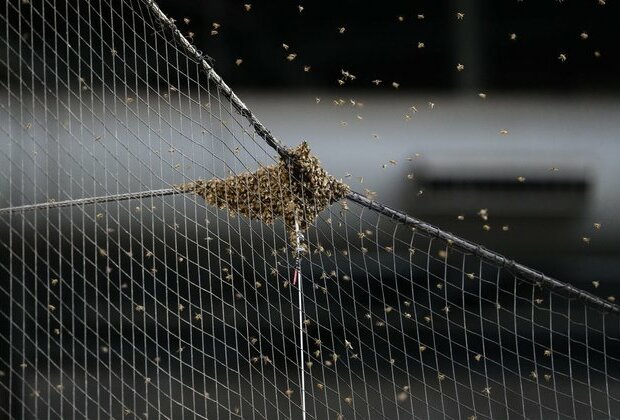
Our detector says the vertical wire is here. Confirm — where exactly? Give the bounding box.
[494,268,510,418]
[409,230,431,420]
[337,204,372,418]
[41,1,53,414]
[530,282,544,419]
[18,2,27,417]
[441,241,461,417]
[294,220,307,420]
[602,315,611,418]
[425,239,446,418]
[27,0,40,414]
[584,309,595,420]
[513,275,526,418]
[567,299,577,419]
[373,217,398,420]
[549,293,560,416]
[460,256,476,418]
[478,260,492,418]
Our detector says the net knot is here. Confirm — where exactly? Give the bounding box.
[193,49,215,66]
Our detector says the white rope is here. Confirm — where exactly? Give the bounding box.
[0,188,179,214]
[294,220,307,420]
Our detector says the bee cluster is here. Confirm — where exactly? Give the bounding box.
[177,142,350,244]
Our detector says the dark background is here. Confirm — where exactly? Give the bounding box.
[156,0,620,92]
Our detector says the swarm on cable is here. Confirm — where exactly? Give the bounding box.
[177,142,350,244]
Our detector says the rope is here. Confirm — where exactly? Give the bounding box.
[348,191,620,315]
[0,188,179,214]
[293,221,307,420]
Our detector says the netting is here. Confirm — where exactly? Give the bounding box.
[1,0,619,419]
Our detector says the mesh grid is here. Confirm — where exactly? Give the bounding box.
[1,0,619,419]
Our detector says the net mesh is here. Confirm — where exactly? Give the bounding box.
[1,0,619,419]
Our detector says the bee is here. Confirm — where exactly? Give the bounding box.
[244,4,251,11]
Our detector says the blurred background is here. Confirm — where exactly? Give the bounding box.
[2,0,620,418]
[150,0,620,291]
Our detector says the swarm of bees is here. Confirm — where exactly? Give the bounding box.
[177,142,350,244]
